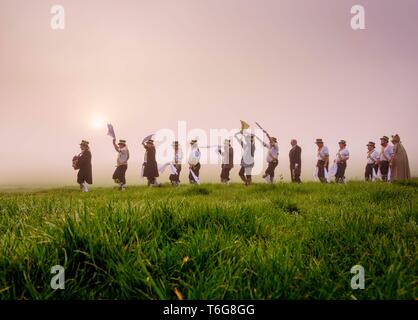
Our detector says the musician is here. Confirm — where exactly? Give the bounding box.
[73,140,92,192]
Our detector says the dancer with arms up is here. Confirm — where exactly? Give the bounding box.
[112,139,129,190]
[235,121,255,186]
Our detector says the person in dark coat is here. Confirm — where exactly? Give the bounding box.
[74,140,92,192]
[142,139,160,186]
[289,139,302,183]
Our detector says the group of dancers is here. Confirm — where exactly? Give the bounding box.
[72,123,411,192]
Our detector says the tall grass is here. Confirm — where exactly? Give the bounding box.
[0,181,417,299]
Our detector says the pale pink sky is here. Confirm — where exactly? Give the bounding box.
[0,0,417,185]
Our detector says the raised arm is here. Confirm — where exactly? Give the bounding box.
[255,135,268,148]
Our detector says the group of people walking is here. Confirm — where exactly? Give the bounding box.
[72,130,411,192]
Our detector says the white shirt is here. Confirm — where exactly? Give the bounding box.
[267,143,279,163]
[117,147,129,166]
[367,149,380,164]
[336,147,349,162]
[317,146,329,161]
[380,145,394,162]
[188,145,201,166]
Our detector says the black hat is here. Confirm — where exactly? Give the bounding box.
[338,140,346,145]
[118,139,127,145]
[315,138,323,144]
[380,136,389,142]
[367,141,375,147]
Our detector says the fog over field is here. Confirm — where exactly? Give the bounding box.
[1,0,417,186]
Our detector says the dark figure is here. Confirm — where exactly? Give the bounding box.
[142,139,159,186]
[289,139,302,183]
[74,140,92,192]
[365,141,379,181]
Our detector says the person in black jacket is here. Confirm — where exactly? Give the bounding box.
[74,140,92,192]
[289,139,302,183]
[142,139,160,186]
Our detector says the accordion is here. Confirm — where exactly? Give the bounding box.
[72,155,80,170]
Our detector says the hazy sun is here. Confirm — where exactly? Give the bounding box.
[91,115,105,130]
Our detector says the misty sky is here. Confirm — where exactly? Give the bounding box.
[0,0,417,186]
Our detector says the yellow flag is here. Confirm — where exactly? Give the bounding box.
[240,120,250,130]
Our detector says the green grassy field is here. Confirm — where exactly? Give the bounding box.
[0,181,417,300]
